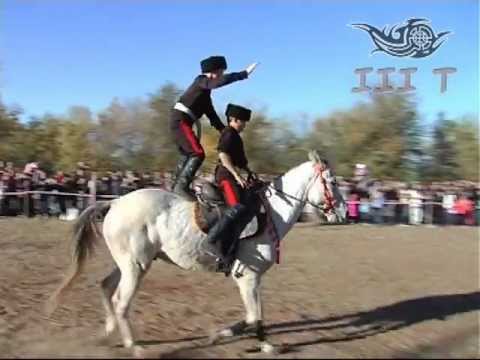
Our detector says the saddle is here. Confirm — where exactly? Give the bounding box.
[192,179,267,240]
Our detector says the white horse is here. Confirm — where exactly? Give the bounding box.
[48,150,347,355]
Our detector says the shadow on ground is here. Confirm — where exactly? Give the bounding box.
[138,291,479,357]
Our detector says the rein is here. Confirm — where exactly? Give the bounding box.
[251,165,336,264]
[260,166,335,214]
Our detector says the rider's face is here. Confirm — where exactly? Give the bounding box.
[209,69,225,79]
[230,118,247,133]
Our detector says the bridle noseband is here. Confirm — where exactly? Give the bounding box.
[256,164,337,217]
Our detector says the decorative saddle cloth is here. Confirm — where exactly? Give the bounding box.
[192,180,266,240]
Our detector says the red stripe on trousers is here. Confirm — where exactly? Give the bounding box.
[179,120,204,157]
[220,180,240,206]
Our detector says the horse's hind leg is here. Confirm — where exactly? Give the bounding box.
[114,258,145,350]
[100,267,121,337]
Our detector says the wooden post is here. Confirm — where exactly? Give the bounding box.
[90,172,97,206]
[24,192,30,217]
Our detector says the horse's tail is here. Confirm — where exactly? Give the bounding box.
[46,201,112,315]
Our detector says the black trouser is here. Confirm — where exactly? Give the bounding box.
[215,165,243,207]
[170,113,205,196]
[171,111,205,160]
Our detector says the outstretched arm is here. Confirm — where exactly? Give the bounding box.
[197,71,248,90]
[198,62,260,90]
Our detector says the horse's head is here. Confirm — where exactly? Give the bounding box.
[306,150,347,224]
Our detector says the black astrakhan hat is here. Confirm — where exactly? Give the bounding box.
[226,103,252,121]
[200,56,227,73]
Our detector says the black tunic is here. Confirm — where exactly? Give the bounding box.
[215,126,248,181]
[171,71,248,131]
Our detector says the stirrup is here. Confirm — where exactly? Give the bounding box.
[215,258,233,276]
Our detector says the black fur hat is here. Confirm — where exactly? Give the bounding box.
[200,56,227,73]
[225,103,251,121]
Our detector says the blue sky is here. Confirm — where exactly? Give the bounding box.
[1,0,478,131]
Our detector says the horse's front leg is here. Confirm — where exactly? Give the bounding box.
[209,265,276,354]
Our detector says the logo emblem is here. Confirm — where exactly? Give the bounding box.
[351,18,451,58]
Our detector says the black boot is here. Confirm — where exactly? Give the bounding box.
[204,204,248,272]
[173,156,203,201]
[171,154,188,191]
[224,207,254,257]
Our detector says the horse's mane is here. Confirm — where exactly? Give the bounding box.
[269,161,313,189]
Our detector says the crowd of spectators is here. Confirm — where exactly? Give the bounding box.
[0,161,170,218]
[1,161,479,226]
[335,178,479,226]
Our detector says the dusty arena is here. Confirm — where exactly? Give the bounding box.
[0,218,478,358]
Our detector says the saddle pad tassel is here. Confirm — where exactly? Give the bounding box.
[261,193,281,264]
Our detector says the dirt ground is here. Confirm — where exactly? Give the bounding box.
[0,217,478,358]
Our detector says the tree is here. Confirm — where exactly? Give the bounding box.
[57,106,96,171]
[423,113,459,181]
[306,93,422,181]
[0,101,24,163]
[242,111,279,173]
[146,83,182,171]
[16,115,63,173]
[451,116,479,181]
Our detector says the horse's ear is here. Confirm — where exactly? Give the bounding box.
[308,149,321,163]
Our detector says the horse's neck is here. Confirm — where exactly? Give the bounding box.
[265,162,314,240]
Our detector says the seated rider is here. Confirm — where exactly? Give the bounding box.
[170,55,258,200]
[205,103,255,268]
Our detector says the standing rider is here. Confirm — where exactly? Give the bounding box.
[170,56,258,199]
[205,103,255,270]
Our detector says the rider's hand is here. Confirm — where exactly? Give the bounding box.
[235,174,248,188]
[246,62,259,75]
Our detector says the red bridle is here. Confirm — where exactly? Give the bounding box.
[314,164,336,213]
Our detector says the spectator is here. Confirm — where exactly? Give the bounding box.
[74,162,90,210]
[23,162,39,176]
[369,181,385,224]
[408,186,424,225]
[432,186,445,224]
[347,191,360,224]
[19,172,34,217]
[442,190,457,225]
[142,172,154,188]
[453,194,475,225]
[154,171,169,189]
[2,164,18,215]
[96,174,111,197]
[475,189,480,226]
[0,171,5,216]
[359,196,371,224]
[55,171,65,185]
[338,179,352,202]
[110,171,122,196]
[422,185,435,225]
[383,188,398,225]
[397,184,411,225]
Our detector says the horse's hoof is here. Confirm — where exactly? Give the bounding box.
[260,341,277,354]
[95,335,115,347]
[133,345,146,358]
[208,332,221,345]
